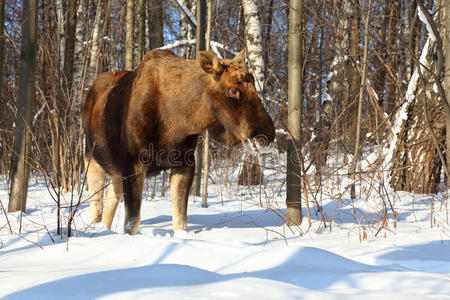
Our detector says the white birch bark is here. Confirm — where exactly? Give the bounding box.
[73,0,86,107]
[125,0,135,69]
[242,0,265,95]
[87,1,102,87]
[179,0,195,58]
[56,0,65,70]
[328,0,350,103]
[238,0,265,187]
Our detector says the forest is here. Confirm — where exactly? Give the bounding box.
[1,0,450,298]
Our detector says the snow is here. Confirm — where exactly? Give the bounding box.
[417,6,436,42]
[32,103,46,127]
[156,39,237,59]
[1,155,450,299]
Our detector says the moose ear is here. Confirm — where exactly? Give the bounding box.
[232,49,246,65]
[198,51,224,75]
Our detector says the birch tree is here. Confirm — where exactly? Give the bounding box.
[148,0,164,50]
[87,1,102,87]
[390,3,447,194]
[327,0,351,153]
[137,0,146,63]
[238,0,265,186]
[190,0,206,196]
[0,0,4,125]
[242,0,265,92]
[63,0,78,92]
[9,0,38,212]
[73,0,86,107]
[125,0,135,69]
[201,0,212,208]
[179,0,196,59]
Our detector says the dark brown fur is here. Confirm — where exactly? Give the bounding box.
[82,50,275,234]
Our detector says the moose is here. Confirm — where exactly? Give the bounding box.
[82,49,275,235]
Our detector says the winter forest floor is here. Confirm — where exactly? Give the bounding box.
[1,152,450,299]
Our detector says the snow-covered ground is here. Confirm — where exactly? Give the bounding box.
[1,155,450,299]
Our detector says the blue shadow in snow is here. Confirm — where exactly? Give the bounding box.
[141,209,286,233]
[3,246,383,299]
[377,240,450,273]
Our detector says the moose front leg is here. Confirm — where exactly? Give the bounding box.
[170,165,195,232]
[122,169,145,235]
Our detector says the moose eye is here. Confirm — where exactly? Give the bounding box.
[228,88,240,99]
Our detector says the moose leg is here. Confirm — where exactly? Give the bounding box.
[170,165,195,232]
[103,176,123,229]
[122,169,145,235]
[85,157,106,223]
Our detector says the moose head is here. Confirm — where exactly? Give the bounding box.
[198,50,275,147]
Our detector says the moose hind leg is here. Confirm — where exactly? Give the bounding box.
[122,169,145,235]
[103,176,124,229]
[170,165,195,232]
[85,157,106,223]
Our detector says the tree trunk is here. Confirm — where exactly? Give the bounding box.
[56,0,65,72]
[9,0,38,212]
[125,0,135,70]
[350,0,370,199]
[390,39,445,194]
[286,0,302,226]
[327,0,351,154]
[137,0,145,63]
[190,0,206,197]
[179,0,195,59]
[0,0,5,114]
[63,0,77,91]
[0,0,4,136]
[242,0,265,92]
[201,0,212,208]
[238,0,265,186]
[444,0,450,188]
[147,0,164,50]
[347,0,360,146]
[87,1,102,87]
[385,2,400,116]
[72,0,86,108]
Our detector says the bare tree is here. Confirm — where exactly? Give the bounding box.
[73,0,86,107]
[9,0,38,212]
[125,0,135,70]
[87,1,103,87]
[191,0,206,197]
[444,0,450,186]
[137,0,145,63]
[148,0,164,50]
[201,0,213,208]
[179,0,196,59]
[0,0,4,126]
[350,0,371,199]
[238,0,265,186]
[286,0,302,226]
[63,0,78,93]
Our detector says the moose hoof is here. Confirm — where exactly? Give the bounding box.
[124,217,140,235]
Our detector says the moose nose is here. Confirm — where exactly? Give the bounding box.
[247,117,275,147]
[264,118,275,143]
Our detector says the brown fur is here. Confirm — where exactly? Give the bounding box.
[82,50,275,234]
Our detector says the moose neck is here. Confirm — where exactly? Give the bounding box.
[163,66,218,142]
